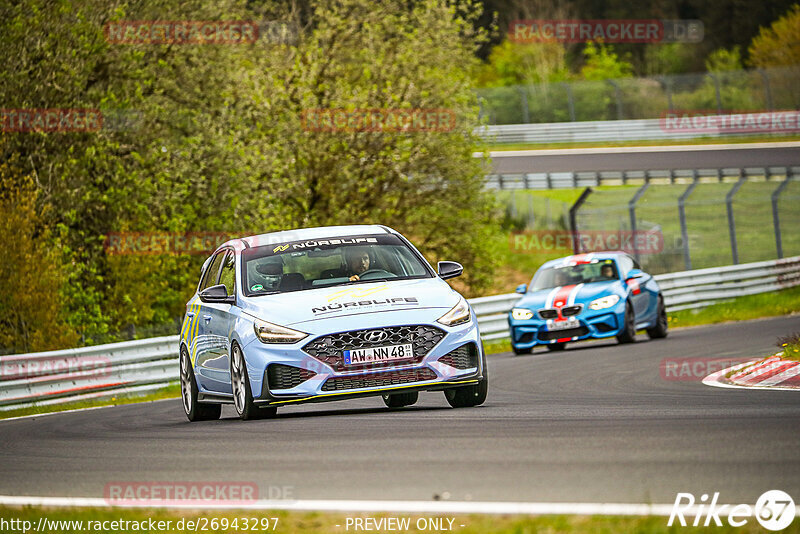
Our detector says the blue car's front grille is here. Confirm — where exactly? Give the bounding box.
[303,325,445,371]
[321,368,437,392]
[538,326,589,341]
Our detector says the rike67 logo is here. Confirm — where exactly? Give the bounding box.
[669,490,796,531]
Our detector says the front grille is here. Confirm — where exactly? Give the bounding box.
[561,305,583,317]
[303,325,445,371]
[538,326,589,341]
[437,343,479,369]
[321,368,437,392]
[538,309,557,319]
[267,364,316,390]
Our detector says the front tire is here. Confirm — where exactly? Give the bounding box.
[231,343,277,421]
[512,344,532,355]
[616,301,637,344]
[647,296,668,339]
[382,391,419,408]
[445,347,488,408]
[180,346,221,422]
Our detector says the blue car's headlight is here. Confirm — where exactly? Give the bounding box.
[511,308,534,320]
[254,319,308,344]
[589,295,620,310]
[437,296,471,327]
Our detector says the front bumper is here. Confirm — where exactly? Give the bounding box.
[240,315,485,406]
[508,301,626,350]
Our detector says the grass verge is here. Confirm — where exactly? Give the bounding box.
[1,506,794,534]
[485,135,800,152]
[0,383,179,421]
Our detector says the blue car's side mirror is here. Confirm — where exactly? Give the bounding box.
[515,284,527,294]
[626,269,645,281]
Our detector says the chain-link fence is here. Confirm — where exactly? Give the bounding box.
[571,169,800,275]
[477,65,800,124]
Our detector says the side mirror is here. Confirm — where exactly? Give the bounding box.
[437,261,463,280]
[199,284,235,304]
[516,284,527,294]
[626,269,645,281]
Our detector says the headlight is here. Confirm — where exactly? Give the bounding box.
[589,294,620,310]
[437,296,471,327]
[253,319,308,344]
[511,308,534,320]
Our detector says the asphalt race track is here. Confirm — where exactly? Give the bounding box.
[486,143,800,174]
[1,315,799,505]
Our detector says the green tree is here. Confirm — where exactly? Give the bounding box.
[748,3,800,67]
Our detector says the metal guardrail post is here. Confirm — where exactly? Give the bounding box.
[707,73,723,114]
[607,80,623,120]
[726,172,746,265]
[678,171,698,271]
[518,87,530,124]
[569,187,593,254]
[759,69,774,111]
[772,173,792,259]
[628,178,650,264]
[562,83,576,122]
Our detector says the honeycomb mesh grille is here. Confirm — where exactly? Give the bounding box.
[437,343,478,370]
[267,364,316,390]
[303,325,445,371]
[321,368,437,392]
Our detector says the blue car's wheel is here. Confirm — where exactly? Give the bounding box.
[180,346,221,422]
[647,296,668,339]
[231,343,277,421]
[616,301,636,344]
[512,344,532,356]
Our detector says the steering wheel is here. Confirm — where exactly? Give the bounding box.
[356,269,396,280]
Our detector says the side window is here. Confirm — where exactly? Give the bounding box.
[617,256,634,278]
[199,251,226,292]
[219,250,236,296]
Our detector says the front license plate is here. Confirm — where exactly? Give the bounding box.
[545,318,579,331]
[343,343,414,365]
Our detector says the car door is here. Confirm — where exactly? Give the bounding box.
[200,249,238,395]
[192,249,231,393]
[622,256,651,319]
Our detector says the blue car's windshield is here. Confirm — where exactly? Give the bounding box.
[241,234,432,295]
[531,260,618,291]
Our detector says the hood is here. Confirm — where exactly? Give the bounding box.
[238,278,460,327]
[516,281,623,310]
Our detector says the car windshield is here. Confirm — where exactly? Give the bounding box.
[241,234,432,295]
[530,260,618,291]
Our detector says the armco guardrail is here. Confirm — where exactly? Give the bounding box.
[471,255,800,341]
[0,336,178,411]
[2,255,799,409]
[476,112,798,144]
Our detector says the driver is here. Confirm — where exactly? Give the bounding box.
[345,247,371,281]
[601,264,616,279]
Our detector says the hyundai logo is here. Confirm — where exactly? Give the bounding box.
[364,330,388,343]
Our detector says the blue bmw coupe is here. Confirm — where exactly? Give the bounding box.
[508,252,667,355]
[179,225,488,421]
